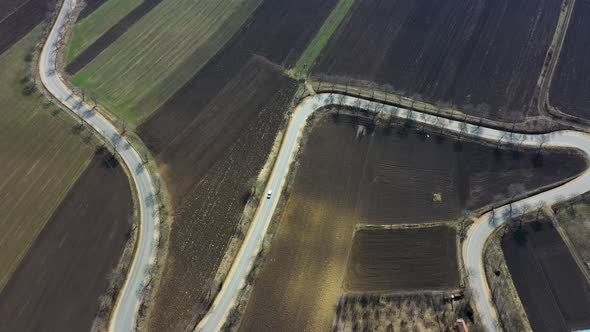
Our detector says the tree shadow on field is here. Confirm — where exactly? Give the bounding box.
[382,125,393,136]
[453,140,463,152]
[529,220,544,232]
[510,227,529,246]
[415,129,428,142]
[331,112,341,123]
[95,146,119,169]
[494,147,504,161]
[396,126,409,139]
[511,149,521,161]
[531,153,544,168]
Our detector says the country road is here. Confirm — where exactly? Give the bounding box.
[41,2,590,330]
[197,93,590,332]
[39,1,160,331]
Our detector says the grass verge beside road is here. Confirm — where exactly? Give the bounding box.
[66,0,143,63]
[483,226,532,331]
[291,0,354,78]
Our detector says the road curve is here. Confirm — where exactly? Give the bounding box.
[39,1,160,331]
[197,93,590,332]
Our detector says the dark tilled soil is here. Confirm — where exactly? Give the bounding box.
[77,0,108,21]
[0,0,51,55]
[345,227,459,292]
[502,219,590,331]
[0,153,133,332]
[66,0,162,74]
[147,57,296,331]
[313,114,584,225]
[314,0,562,121]
[239,113,584,332]
[0,0,25,21]
[549,0,590,119]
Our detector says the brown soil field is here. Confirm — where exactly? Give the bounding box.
[313,0,562,121]
[549,0,590,118]
[141,0,339,329]
[239,112,584,332]
[66,0,162,74]
[345,226,458,292]
[315,113,583,225]
[333,293,474,331]
[0,0,51,55]
[146,57,296,331]
[0,152,133,332]
[502,219,590,331]
[77,0,108,21]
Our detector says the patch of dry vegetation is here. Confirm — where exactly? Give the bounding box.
[333,293,476,331]
[555,192,590,270]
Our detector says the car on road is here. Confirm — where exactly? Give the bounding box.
[267,190,272,199]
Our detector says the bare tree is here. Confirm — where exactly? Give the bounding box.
[488,209,497,226]
[495,132,508,150]
[336,93,345,106]
[153,178,162,196]
[117,119,128,136]
[142,151,149,165]
[457,121,468,140]
[458,211,471,241]
[536,134,549,155]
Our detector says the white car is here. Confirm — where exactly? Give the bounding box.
[267,190,272,199]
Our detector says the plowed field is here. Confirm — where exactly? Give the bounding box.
[0,0,51,55]
[549,0,590,119]
[345,226,458,292]
[503,219,590,331]
[239,112,584,331]
[314,0,562,121]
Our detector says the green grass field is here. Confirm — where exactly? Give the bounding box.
[66,0,143,64]
[292,0,354,78]
[0,27,93,290]
[73,0,262,125]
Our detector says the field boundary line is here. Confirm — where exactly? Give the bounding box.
[38,0,162,331]
[354,222,454,231]
[544,206,590,286]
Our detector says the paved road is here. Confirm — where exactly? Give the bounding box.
[197,93,590,332]
[39,1,160,331]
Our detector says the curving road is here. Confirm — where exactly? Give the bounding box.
[197,93,590,332]
[40,1,160,331]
